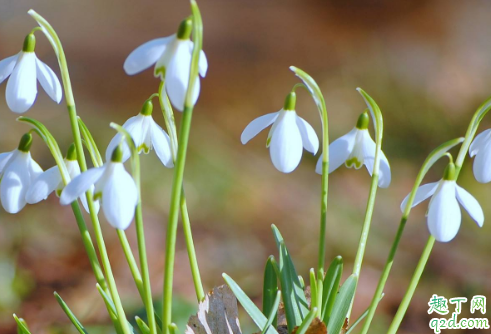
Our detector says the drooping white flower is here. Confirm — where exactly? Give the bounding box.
[105,100,173,167]
[0,33,62,113]
[60,145,138,230]
[25,144,99,214]
[241,92,319,173]
[0,134,43,213]
[123,19,208,111]
[469,128,491,183]
[316,111,391,188]
[400,163,484,242]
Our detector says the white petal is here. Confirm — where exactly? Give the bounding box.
[199,50,208,77]
[124,37,172,75]
[25,165,61,204]
[165,41,194,111]
[150,120,174,168]
[361,130,391,188]
[105,115,145,163]
[0,151,14,174]
[6,52,37,113]
[295,116,319,154]
[427,181,461,242]
[455,185,484,227]
[469,129,491,157]
[241,112,279,144]
[60,167,105,205]
[0,152,31,213]
[0,54,19,84]
[400,181,439,212]
[35,58,62,103]
[316,128,357,174]
[102,163,138,230]
[65,160,98,213]
[472,139,491,183]
[29,155,43,181]
[269,111,303,173]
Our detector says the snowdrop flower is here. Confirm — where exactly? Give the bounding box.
[0,33,62,113]
[316,111,391,188]
[400,162,484,242]
[124,19,208,111]
[469,129,491,183]
[241,92,319,173]
[0,133,43,213]
[105,100,173,167]
[25,144,99,214]
[60,145,138,230]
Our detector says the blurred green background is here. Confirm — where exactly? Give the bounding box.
[1,0,490,333]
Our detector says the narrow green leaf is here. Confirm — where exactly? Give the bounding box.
[345,293,384,334]
[96,284,135,334]
[223,273,278,334]
[271,225,309,325]
[309,269,317,315]
[13,315,31,334]
[263,256,279,325]
[54,292,89,334]
[327,275,357,334]
[135,317,151,334]
[294,307,317,334]
[321,256,343,323]
[261,291,282,334]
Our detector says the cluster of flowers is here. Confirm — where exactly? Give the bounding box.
[0,20,207,230]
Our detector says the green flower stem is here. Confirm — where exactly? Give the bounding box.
[386,236,435,334]
[318,107,329,274]
[116,229,144,296]
[180,192,205,301]
[28,11,130,334]
[159,82,204,302]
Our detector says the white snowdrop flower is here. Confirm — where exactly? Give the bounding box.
[400,162,484,242]
[241,92,319,173]
[469,128,491,183]
[316,111,391,188]
[105,100,173,167]
[60,145,138,230]
[0,133,43,213]
[124,19,208,111]
[25,144,99,214]
[0,33,62,113]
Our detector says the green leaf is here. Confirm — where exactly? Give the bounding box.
[223,273,278,334]
[345,293,384,334]
[321,256,343,323]
[13,315,31,334]
[96,284,136,334]
[327,275,357,334]
[271,225,309,331]
[135,317,150,334]
[78,117,103,167]
[261,291,282,334]
[294,307,317,334]
[54,292,89,334]
[263,256,279,326]
[309,269,317,315]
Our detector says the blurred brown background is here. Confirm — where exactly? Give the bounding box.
[0,0,490,333]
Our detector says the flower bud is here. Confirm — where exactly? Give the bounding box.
[22,34,36,52]
[177,18,193,40]
[17,133,33,152]
[283,92,296,111]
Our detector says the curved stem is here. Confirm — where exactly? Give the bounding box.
[386,236,435,334]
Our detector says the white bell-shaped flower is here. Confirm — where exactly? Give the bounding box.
[25,144,99,214]
[0,134,43,213]
[123,19,207,111]
[469,128,491,183]
[105,100,173,167]
[0,34,62,113]
[400,162,484,242]
[241,92,319,173]
[60,145,138,230]
[316,111,391,188]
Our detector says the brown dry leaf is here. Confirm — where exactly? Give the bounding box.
[186,285,242,334]
[291,318,327,334]
[340,318,349,334]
